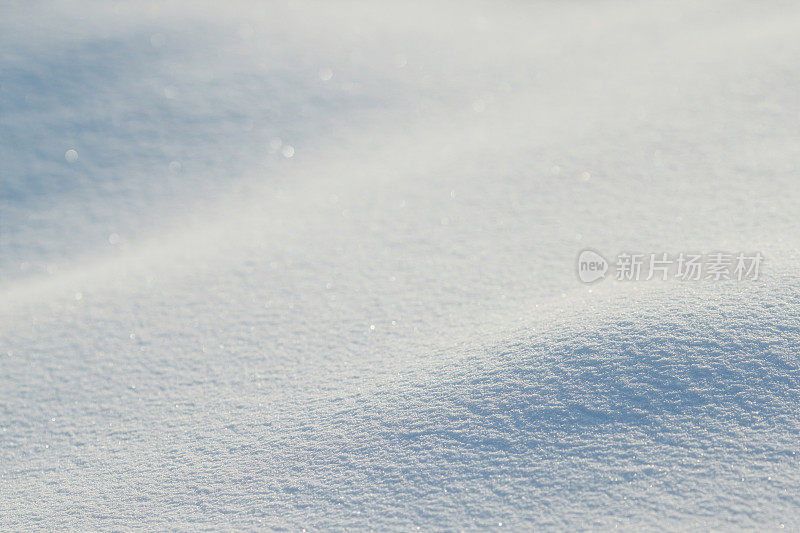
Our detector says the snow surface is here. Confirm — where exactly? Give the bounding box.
[2,0,800,529]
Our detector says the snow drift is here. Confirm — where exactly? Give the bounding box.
[2,0,800,529]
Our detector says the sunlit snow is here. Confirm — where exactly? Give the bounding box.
[2,0,800,530]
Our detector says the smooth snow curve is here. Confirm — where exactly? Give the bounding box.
[2,1,800,529]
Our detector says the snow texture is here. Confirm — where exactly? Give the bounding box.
[2,0,800,529]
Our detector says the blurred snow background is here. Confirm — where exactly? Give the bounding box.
[2,0,800,529]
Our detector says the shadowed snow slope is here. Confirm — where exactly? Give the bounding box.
[3,280,800,529]
[2,0,800,530]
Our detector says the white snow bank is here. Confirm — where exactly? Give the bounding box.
[2,0,800,529]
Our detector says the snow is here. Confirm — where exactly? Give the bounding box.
[2,0,800,529]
